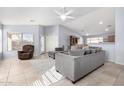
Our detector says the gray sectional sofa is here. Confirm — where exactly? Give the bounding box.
[55,48,105,83]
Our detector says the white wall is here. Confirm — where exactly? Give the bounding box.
[44,25,83,52]
[115,8,124,65]
[88,43,115,62]
[59,25,83,50]
[45,25,59,52]
[3,25,42,59]
[38,25,45,54]
[85,32,115,62]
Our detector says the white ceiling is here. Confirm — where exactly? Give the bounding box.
[0,7,98,25]
[0,7,115,35]
[63,8,115,35]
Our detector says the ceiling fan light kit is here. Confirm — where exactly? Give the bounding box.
[60,15,67,21]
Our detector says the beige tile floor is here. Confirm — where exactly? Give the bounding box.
[0,54,124,86]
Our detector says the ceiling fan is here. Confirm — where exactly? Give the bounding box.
[54,7,75,21]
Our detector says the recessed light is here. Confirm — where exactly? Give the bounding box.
[86,34,89,36]
[105,28,109,31]
[30,20,35,22]
[99,21,103,25]
[107,25,112,27]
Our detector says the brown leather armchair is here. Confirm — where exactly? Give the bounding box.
[18,45,34,60]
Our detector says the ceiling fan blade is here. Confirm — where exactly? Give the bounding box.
[65,10,74,16]
[66,16,75,19]
[54,10,61,16]
[62,7,65,14]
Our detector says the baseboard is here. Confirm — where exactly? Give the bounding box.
[114,61,124,65]
[106,60,115,63]
[106,59,124,66]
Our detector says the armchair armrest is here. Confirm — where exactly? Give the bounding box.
[18,51,24,54]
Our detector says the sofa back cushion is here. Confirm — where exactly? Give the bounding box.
[69,49,85,56]
[68,46,102,56]
[89,46,102,52]
[55,47,64,51]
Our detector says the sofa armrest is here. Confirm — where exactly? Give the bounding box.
[55,53,78,81]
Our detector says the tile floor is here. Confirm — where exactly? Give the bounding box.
[0,54,124,86]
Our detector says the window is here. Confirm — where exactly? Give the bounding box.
[23,34,33,46]
[87,37,103,44]
[7,32,33,51]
